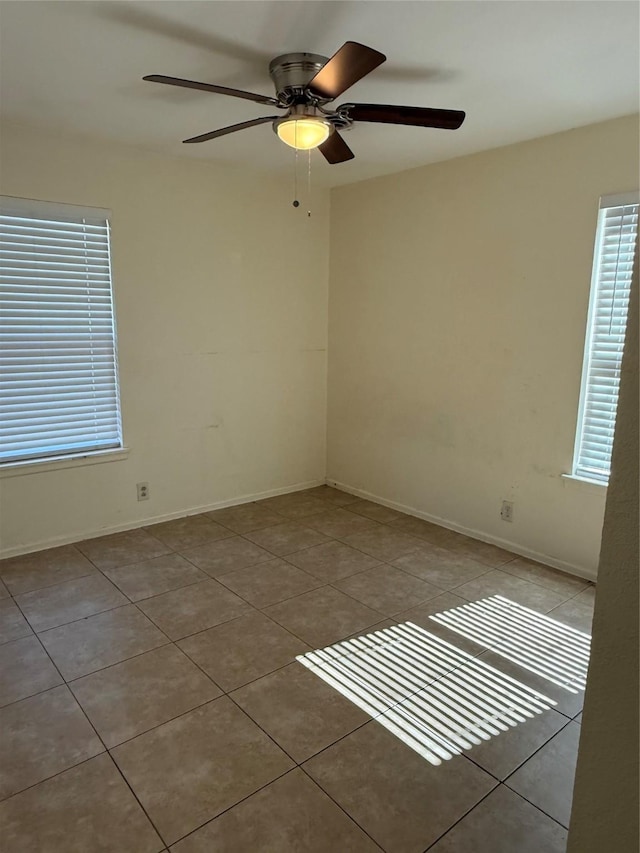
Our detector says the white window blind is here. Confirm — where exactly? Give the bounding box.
[0,196,123,464]
[572,192,638,484]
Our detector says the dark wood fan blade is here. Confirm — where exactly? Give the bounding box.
[306,42,386,100]
[143,75,280,106]
[344,103,465,129]
[183,116,280,143]
[318,131,355,164]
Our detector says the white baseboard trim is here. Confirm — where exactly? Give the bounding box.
[1,478,325,560]
[4,474,599,584]
[326,478,598,583]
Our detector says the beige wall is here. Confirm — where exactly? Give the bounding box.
[327,115,639,578]
[0,124,329,556]
[1,115,637,572]
[567,262,638,851]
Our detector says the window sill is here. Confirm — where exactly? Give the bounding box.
[0,447,130,478]
[561,473,608,492]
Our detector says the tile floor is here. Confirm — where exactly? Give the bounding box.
[0,485,594,852]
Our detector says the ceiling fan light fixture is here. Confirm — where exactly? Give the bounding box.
[276,117,331,150]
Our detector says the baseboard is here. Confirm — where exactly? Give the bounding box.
[326,478,598,583]
[0,478,325,559]
[4,474,598,584]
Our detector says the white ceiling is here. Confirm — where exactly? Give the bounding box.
[1,1,638,187]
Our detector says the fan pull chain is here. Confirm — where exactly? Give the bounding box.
[307,148,312,217]
[292,136,300,208]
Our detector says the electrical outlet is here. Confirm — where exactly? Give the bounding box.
[501,500,514,522]
[137,482,149,501]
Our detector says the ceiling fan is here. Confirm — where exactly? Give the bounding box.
[144,41,465,163]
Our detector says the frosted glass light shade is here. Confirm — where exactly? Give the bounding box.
[276,118,330,150]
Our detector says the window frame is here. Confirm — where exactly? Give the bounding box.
[0,195,125,469]
[570,190,638,486]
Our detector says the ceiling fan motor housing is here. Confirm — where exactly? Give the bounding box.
[268,53,329,103]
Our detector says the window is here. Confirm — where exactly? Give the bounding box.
[572,192,638,484]
[0,196,123,465]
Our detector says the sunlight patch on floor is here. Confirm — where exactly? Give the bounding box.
[297,617,556,766]
[429,595,591,693]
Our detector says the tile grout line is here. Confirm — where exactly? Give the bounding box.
[423,780,567,853]
[420,726,574,850]
[462,713,575,783]
[25,564,212,845]
[389,560,495,593]
[297,764,387,851]
[212,564,327,610]
[0,750,105,806]
[324,576,450,620]
[159,764,365,851]
[501,779,575,832]
[420,782,501,852]
[19,599,138,637]
[37,685,170,849]
[494,566,591,601]
[1,566,99,599]
[500,716,579,831]
[447,564,587,603]
[0,633,121,810]
[161,769,303,849]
